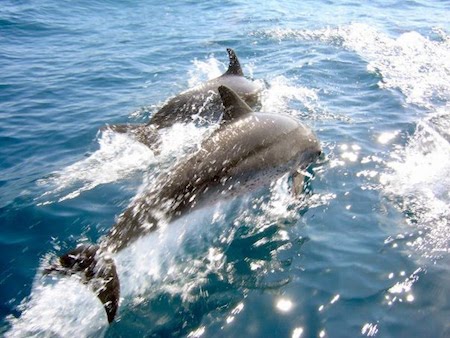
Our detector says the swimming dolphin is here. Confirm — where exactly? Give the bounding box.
[107,48,263,147]
[46,86,321,323]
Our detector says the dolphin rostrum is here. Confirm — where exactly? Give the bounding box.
[46,85,321,323]
[107,49,263,147]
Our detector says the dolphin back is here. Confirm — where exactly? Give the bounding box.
[148,48,259,128]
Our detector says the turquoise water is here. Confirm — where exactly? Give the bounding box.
[1,1,450,337]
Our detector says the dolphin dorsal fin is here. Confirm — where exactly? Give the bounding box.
[218,85,253,122]
[224,48,244,76]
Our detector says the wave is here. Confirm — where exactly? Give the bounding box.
[381,107,450,260]
[264,23,450,110]
[264,23,450,263]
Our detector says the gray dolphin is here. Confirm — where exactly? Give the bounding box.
[46,86,321,323]
[108,48,263,147]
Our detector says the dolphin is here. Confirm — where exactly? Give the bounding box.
[46,86,321,323]
[107,48,263,147]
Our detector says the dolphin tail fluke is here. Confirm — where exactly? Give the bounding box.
[224,48,244,76]
[102,123,161,150]
[44,244,120,323]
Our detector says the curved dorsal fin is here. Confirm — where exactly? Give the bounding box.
[224,48,244,76]
[218,85,253,122]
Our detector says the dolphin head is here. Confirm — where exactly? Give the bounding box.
[287,119,322,171]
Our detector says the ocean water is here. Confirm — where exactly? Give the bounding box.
[1,0,450,337]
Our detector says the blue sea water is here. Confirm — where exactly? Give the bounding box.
[1,0,450,336]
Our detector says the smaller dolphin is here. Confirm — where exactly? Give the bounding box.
[46,86,321,323]
[107,49,262,147]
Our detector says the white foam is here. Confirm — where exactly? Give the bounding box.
[37,130,155,204]
[266,23,450,260]
[6,278,108,337]
[38,122,210,205]
[381,108,450,258]
[260,75,346,122]
[115,201,237,297]
[113,175,324,305]
[265,23,450,109]
[157,122,211,164]
[261,76,319,114]
[187,53,257,88]
[37,55,231,203]
[14,166,331,335]
[5,205,230,336]
[187,55,223,87]
[263,174,296,219]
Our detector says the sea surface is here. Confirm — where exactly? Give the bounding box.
[1,1,450,337]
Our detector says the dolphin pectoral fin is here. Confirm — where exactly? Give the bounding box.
[44,244,120,324]
[291,170,305,197]
[218,85,253,122]
[224,48,244,76]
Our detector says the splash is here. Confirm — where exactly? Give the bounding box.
[265,23,450,261]
[265,23,450,109]
[114,173,322,304]
[37,130,156,204]
[6,277,108,337]
[10,176,327,336]
[37,53,327,204]
[114,205,231,301]
[381,108,450,259]
[261,75,346,122]
[155,122,211,165]
[187,55,223,87]
[4,207,231,337]
[22,51,332,335]
[37,122,210,205]
[36,54,244,203]
[187,54,257,88]
[261,76,319,114]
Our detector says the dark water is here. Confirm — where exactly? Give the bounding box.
[1,1,450,337]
